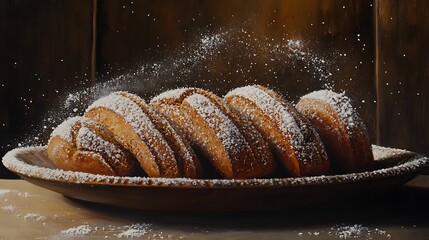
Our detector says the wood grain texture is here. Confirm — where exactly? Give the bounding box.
[0,0,96,177]
[376,0,429,153]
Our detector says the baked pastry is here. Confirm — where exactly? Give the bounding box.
[224,85,330,177]
[115,91,203,178]
[47,116,138,176]
[85,92,180,178]
[47,86,373,179]
[150,88,276,179]
[296,89,374,173]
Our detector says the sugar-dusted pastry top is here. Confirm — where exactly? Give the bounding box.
[299,90,359,133]
[225,85,330,177]
[151,87,276,179]
[46,86,374,179]
[47,116,138,176]
[296,89,374,173]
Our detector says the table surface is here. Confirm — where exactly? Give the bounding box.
[0,177,428,240]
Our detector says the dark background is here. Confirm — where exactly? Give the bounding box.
[1,0,428,178]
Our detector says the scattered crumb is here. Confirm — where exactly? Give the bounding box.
[328,224,391,239]
[23,213,47,222]
[0,189,13,195]
[18,192,30,198]
[1,205,16,212]
[117,223,152,238]
[61,224,94,236]
[330,224,368,238]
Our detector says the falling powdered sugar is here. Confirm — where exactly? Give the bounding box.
[192,33,225,64]
[272,39,335,87]
[14,27,338,154]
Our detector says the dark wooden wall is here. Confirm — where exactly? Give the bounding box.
[0,0,96,177]
[0,0,427,177]
[375,0,429,153]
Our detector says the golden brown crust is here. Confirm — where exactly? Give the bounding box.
[48,136,114,175]
[116,91,203,178]
[151,88,276,179]
[256,86,331,175]
[296,91,374,173]
[47,117,137,176]
[224,85,330,177]
[85,93,180,177]
[48,87,373,179]
[149,88,203,133]
[222,101,277,177]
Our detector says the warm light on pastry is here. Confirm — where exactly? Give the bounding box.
[45,86,374,179]
[296,89,374,173]
[47,116,138,176]
[151,87,276,179]
[85,92,180,178]
[225,85,330,177]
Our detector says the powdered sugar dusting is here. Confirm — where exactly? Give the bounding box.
[272,39,334,87]
[49,116,125,170]
[1,205,16,212]
[76,125,123,164]
[330,224,368,239]
[12,28,338,154]
[185,93,246,155]
[57,223,156,238]
[86,94,156,140]
[86,93,173,162]
[50,116,81,143]
[61,224,94,236]
[0,189,13,195]
[151,87,190,103]
[3,145,427,190]
[150,88,195,125]
[225,86,308,161]
[296,224,392,239]
[301,90,358,132]
[372,144,413,160]
[117,223,152,238]
[23,213,47,222]
[328,224,391,239]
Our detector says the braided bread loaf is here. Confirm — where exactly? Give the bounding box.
[47,86,373,179]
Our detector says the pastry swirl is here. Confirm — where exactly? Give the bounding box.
[85,92,180,177]
[151,88,276,179]
[47,116,138,176]
[47,86,373,179]
[224,85,330,177]
[296,90,374,173]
